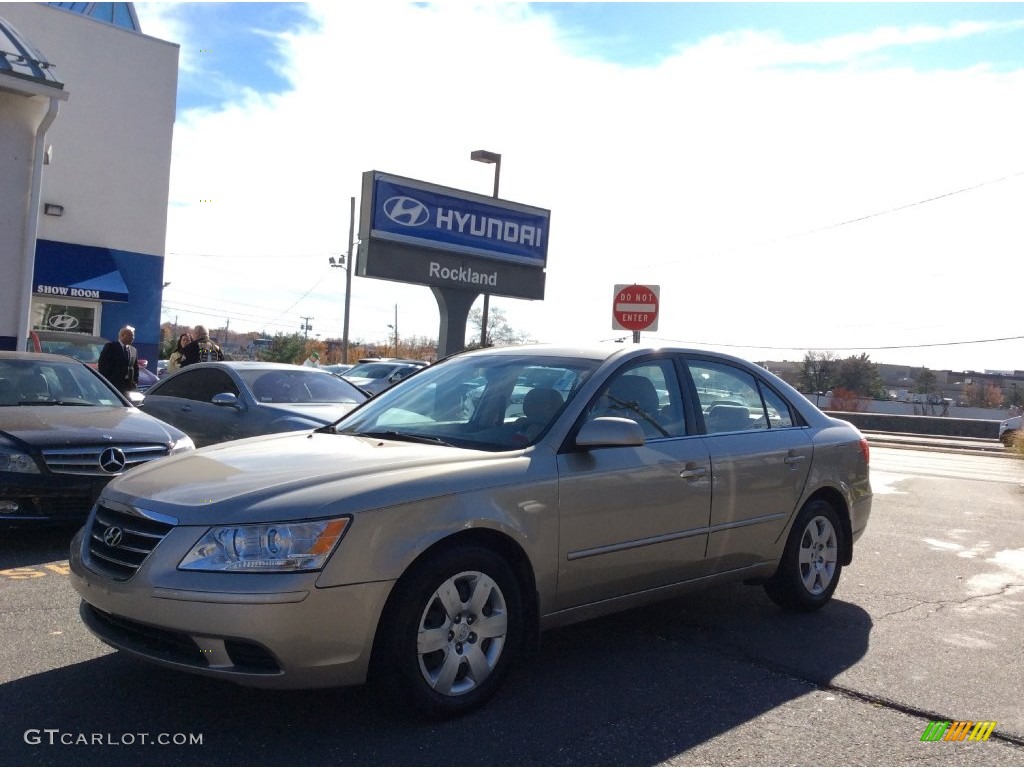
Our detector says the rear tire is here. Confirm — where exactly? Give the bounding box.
[764,499,844,612]
[375,545,523,718]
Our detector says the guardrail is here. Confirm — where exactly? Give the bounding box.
[824,411,1000,439]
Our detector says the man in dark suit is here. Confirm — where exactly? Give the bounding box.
[98,325,139,395]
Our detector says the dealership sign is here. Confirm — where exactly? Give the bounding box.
[368,173,549,267]
[358,171,548,301]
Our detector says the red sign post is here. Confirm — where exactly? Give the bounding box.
[612,284,660,333]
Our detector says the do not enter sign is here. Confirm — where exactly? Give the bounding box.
[612,284,660,332]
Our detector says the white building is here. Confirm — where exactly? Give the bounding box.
[0,2,178,368]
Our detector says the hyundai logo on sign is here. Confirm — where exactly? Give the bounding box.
[383,197,430,227]
[367,172,550,268]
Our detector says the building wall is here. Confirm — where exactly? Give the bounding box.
[0,90,49,346]
[0,3,178,367]
[1,3,179,255]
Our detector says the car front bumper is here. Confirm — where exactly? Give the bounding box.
[69,526,394,689]
[0,473,106,526]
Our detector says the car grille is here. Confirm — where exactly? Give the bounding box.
[41,444,169,476]
[86,503,174,581]
[82,605,282,674]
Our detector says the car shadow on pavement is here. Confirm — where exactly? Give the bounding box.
[0,582,871,767]
[0,525,80,569]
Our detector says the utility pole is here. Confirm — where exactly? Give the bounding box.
[344,196,354,363]
[300,316,314,339]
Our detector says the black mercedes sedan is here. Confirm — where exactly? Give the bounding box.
[0,352,194,526]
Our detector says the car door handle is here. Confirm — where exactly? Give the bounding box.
[679,465,707,480]
[784,452,807,466]
[179,405,193,412]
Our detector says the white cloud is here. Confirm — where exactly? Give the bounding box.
[142,3,1024,370]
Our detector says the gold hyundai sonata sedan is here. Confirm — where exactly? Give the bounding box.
[70,343,872,716]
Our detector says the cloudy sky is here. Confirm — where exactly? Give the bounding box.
[136,2,1024,371]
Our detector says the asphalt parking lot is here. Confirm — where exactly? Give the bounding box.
[1,445,1023,766]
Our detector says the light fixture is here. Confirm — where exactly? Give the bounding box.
[43,203,63,217]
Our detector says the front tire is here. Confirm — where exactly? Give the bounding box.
[764,499,844,612]
[376,545,523,718]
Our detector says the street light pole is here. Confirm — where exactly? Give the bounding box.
[470,149,501,347]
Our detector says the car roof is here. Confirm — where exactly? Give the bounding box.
[451,343,776,370]
[1,350,87,363]
[174,361,329,370]
[32,331,108,342]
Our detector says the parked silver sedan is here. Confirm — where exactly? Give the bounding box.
[70,344,871,716]
[137,362,367,447]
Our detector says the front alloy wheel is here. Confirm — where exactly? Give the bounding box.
[377,545,523,717]
[764,499,844,612]
[416,570,508,696]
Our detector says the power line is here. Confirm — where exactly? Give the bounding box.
[638,169,1024,268]
[646,333,1024,353]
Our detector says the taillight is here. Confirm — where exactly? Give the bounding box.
[859,438,870,465]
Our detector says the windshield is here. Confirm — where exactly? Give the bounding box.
[344,362,400,379]
[36,335,107,364]
[238,368,366,404]
[335,353,598,450]
[0,358,124,407]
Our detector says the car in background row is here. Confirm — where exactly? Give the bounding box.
[28,330,159,392]
[342,358,428,395]
[0,352,194,526]
[137,362,368,447]
[998,414,1021,446]
[70,343,871,716]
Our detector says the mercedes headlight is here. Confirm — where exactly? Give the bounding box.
[0,446,40,474]
[169,435,195,455]
[179,517,350,572]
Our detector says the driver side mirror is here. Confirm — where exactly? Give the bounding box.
[212,392,241,409]
[575,417,645,448]
[126,390,145,407]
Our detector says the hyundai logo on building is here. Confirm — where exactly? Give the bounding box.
[47,314,80,330]
[383,196,430,227]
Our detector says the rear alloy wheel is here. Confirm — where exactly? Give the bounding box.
[764,500,844,612]
[378,545,522,717]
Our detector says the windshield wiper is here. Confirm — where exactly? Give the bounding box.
[353,430,453,447]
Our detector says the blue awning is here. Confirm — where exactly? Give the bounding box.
[34,239,130,302]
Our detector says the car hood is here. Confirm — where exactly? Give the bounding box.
[100,432,532,525]
[258,402,359,423]
[0,406,185,448]
[342,376,378,387]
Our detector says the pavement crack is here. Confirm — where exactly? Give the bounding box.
[874,583,1024,619]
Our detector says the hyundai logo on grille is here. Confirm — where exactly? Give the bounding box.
[47,313,80,330]
[103,526,124,547]
[98,447,127,473]
[383,196,430,227]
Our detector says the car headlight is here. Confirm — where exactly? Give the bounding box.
[0,446,41,474]
[178,517,350,572]
[169,435,195,455]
